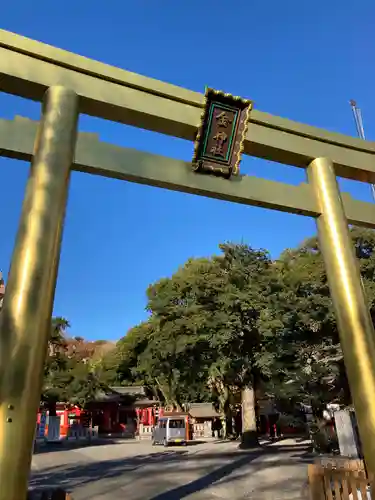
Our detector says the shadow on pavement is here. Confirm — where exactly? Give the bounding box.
[216,468,310,500]
[33,438,136,455]
[148,450,261,500]
[149,443,314,500]
[30,441,313,499]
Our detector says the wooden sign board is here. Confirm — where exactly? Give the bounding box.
[192,88,252,178]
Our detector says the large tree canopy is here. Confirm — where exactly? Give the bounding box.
[38,228,375,444]
[262,227,375,410]
[110,243,278,443]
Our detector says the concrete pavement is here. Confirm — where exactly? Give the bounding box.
[30,438,313,499]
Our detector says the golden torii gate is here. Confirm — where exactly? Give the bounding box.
[1,29,375,499]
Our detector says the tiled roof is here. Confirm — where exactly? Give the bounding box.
[110,386,146,396]
[188,403,220,418]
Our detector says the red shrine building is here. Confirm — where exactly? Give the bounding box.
[86,385,159,435]
[36,386,304,439]
[36,385,158,438]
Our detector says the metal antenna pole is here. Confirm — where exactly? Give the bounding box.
[349,100,375,201]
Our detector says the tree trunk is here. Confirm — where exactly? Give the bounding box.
[240,386,259,448]
[155,377,182,412]
[220,386,231,439]
[47,399,57,417]
[225,412,233,438]
[155,379,171,408]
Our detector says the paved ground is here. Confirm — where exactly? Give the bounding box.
[30,438,313,499]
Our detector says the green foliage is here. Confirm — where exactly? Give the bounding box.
[261,228,375,408]
[42,318,109,411]
[109,229,375,417]
[111,243,277,440]
[42,228,375,428]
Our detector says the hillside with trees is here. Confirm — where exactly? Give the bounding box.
[42,318,115,414]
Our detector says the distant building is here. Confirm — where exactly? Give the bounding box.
[85,385,159,436]
[0,272,5,310]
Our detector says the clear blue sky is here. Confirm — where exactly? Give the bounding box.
[1,0,374,340]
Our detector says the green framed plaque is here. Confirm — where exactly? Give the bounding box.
[192,88,252,178]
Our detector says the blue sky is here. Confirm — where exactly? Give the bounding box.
[1,0,374,340]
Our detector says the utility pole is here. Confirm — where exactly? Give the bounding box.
[349,99,375,201]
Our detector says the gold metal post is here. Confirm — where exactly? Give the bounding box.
[0,86,79,500]
[308,157,375,479]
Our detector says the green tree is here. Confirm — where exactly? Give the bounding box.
[42,317,70,415]
[64,360,107,407]
[136,244,276,445]
[114,321,154,385]
[103,229,375,446]
[263,227,375,411]
[208,243,276,446]
[141,260,217,408]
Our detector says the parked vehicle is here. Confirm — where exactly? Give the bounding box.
[152,417,187,447]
